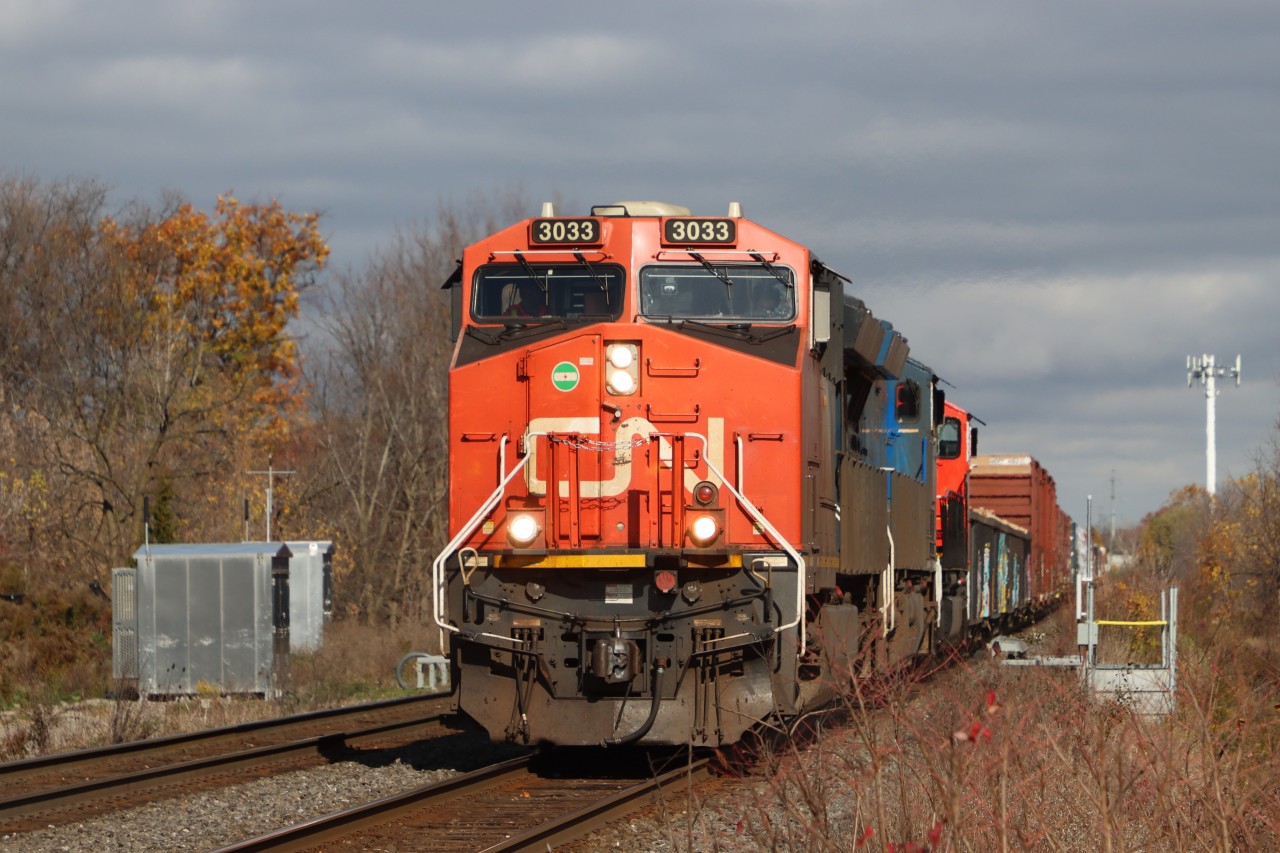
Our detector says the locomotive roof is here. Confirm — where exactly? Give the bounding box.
[970,506,1030,537]
[971,454,1037,472]
[589,200,694,217]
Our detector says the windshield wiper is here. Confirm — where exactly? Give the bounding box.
[512,252,548,294]
[677,318,752,342]
[689,252,735,299]
[748,251,792,289]
[680,318,798,345]
[464,325,501,345]
[464,320,567,346]
[573,252,611,305]
[649,315,797,345]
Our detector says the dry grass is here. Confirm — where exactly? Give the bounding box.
[0,619,443,760]
[669,604,1280,852]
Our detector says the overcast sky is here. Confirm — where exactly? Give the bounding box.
[5,0,1278,528]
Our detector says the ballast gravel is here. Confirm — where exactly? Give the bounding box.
[2,747,450,845]
[2,759,442,852]
[0,734,528,853]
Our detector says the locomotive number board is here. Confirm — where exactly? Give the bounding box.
[529,218,603,245]
[661,217,737,246]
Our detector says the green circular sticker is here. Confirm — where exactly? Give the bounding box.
[551,361,580,392]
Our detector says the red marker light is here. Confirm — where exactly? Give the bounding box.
[693,481,718,506]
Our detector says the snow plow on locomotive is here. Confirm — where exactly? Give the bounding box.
[434,202,1073,747]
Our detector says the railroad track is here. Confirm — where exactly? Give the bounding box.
[0,693,452,832]
[212,751,713,852]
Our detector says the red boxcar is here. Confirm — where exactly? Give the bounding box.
[968,455,1069,602]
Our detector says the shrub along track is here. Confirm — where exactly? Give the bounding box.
[0,693,454,833]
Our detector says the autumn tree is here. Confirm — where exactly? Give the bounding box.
[1220,427,1280,635]
[298,192,530,631]
[1132,422,1280,647]
[0,177,326,591]
[1136,484,1211,581]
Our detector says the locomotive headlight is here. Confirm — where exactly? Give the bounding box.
[607,345,634,369]
[607,368,635,395]
[507,514,540,547]
[689,514,719,546]
[605,343,638,396]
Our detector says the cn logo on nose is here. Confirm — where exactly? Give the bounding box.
[551,361,580,392]
[525,417,724,498]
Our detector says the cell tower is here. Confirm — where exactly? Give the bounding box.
[1109,469,1116,553]
[1186,353,1241,496]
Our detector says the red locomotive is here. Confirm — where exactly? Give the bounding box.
[434,202,1073,747]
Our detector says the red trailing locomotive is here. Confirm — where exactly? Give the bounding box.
[433,202,1073,747]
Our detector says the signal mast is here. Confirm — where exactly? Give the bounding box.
[1186,353,1241,496]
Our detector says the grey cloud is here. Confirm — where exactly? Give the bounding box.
[3,0,1278,520]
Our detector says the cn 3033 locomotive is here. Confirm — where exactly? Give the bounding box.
[433,201,1075,747]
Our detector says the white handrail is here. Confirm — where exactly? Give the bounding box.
[934,559,943,627]
[432,451,531,636]
[882,526,896,635]
[684,432,808,656]
[434,429,807,656]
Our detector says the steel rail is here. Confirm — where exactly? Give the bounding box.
[210,755,537,852]
[211,754,711,853]
[0,709,446,830]
[0,693,441,787]
[482,756,713,852]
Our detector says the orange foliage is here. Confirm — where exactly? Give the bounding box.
[1,188,328,588]
[99,195,328,428]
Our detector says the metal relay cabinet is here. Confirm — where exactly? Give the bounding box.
[115,543,292,697]
[284,540,334,653]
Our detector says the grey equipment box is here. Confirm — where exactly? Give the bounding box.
[123,543,292,697]
[285,540,334,652]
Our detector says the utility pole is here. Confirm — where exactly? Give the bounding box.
[1109,469,1117,554]
[247,455,295,542]
[1186,354,1241,496]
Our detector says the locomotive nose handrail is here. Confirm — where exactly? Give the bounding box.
[684,431,808,655]
[433,429,807,656]
[431,442,532,642]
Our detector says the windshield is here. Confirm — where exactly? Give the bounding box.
[640,264,795,322]
[938,417,962,460]
[472,263,626,322]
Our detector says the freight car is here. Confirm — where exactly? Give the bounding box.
[969,454,1073,610]
[936,402,1071,637]
[433,202,1072,747]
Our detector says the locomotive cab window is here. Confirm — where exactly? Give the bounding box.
[639,264,795,322]
[472,263,626,323]
[938,416,962,459]
[895,380,921,422]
